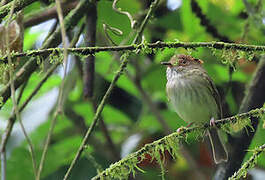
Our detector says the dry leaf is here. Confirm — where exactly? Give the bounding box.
[0,12,24,84]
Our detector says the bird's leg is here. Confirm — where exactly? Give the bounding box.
[187,122,194,128]
[177,122,194,133]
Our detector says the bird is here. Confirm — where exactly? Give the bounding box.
[161,54,228,164]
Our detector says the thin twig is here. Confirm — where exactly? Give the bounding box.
[63,1,160,179]
[36,0,69,179]
[69,21,120,161]
[228,144,265,180]
[55,0,68,112]
[103,23,123,46]
[23,2,78,28]
[21,64,60,114]
[17,79,29,105]
[112,0,137,29]
[0,152,6,180]
[36,111,59,180]
[1,21,84,178]
[85,153,103,173]
[69,23,85,48]
[1,41,264,62]
[63,50,130,180]
[132,0,159,44]
[43,20,59,45]
[4,1,37,179]
[92,101,120,161]
[91,107,265,180]
[191,0,231,42]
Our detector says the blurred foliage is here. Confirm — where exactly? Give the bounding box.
[0,0,265,179]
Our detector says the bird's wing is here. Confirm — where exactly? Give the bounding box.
[202,72,223,119]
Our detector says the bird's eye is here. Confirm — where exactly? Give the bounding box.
[181,60,187,64]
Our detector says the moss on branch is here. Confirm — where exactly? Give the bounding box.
[0,0,37,21]
[228,144,265,180]
[91,107,265,180]
[0,41,264,63]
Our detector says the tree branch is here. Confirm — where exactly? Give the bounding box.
[191,0,232,42]
[83,2,97,98]
[23,2,77,28]
[0,0,37,21]
[228,144,265,180]
[91,107,265,180]
[0,41,264,62]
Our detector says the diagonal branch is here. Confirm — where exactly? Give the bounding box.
[23,2,78,28]
[228,144,265,180]
[0,0,37,21]
[91,107,265,180]
[191,0,232,42]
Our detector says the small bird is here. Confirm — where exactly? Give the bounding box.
[161,54,228,164]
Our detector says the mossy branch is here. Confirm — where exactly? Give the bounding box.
[91,107,265,180]
[0,41,264,63]
[228,144,265,180]
[0,0,37,21]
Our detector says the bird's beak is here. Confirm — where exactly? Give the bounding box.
[161,62,172,66]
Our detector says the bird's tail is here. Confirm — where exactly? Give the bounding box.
[207,128,228,164]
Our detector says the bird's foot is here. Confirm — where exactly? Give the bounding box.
[210,117,216,127]
[177,126,186,133]
[177,122,193,133]
[186,122,194,128]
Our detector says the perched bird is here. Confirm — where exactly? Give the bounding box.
[161,54,228,164]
